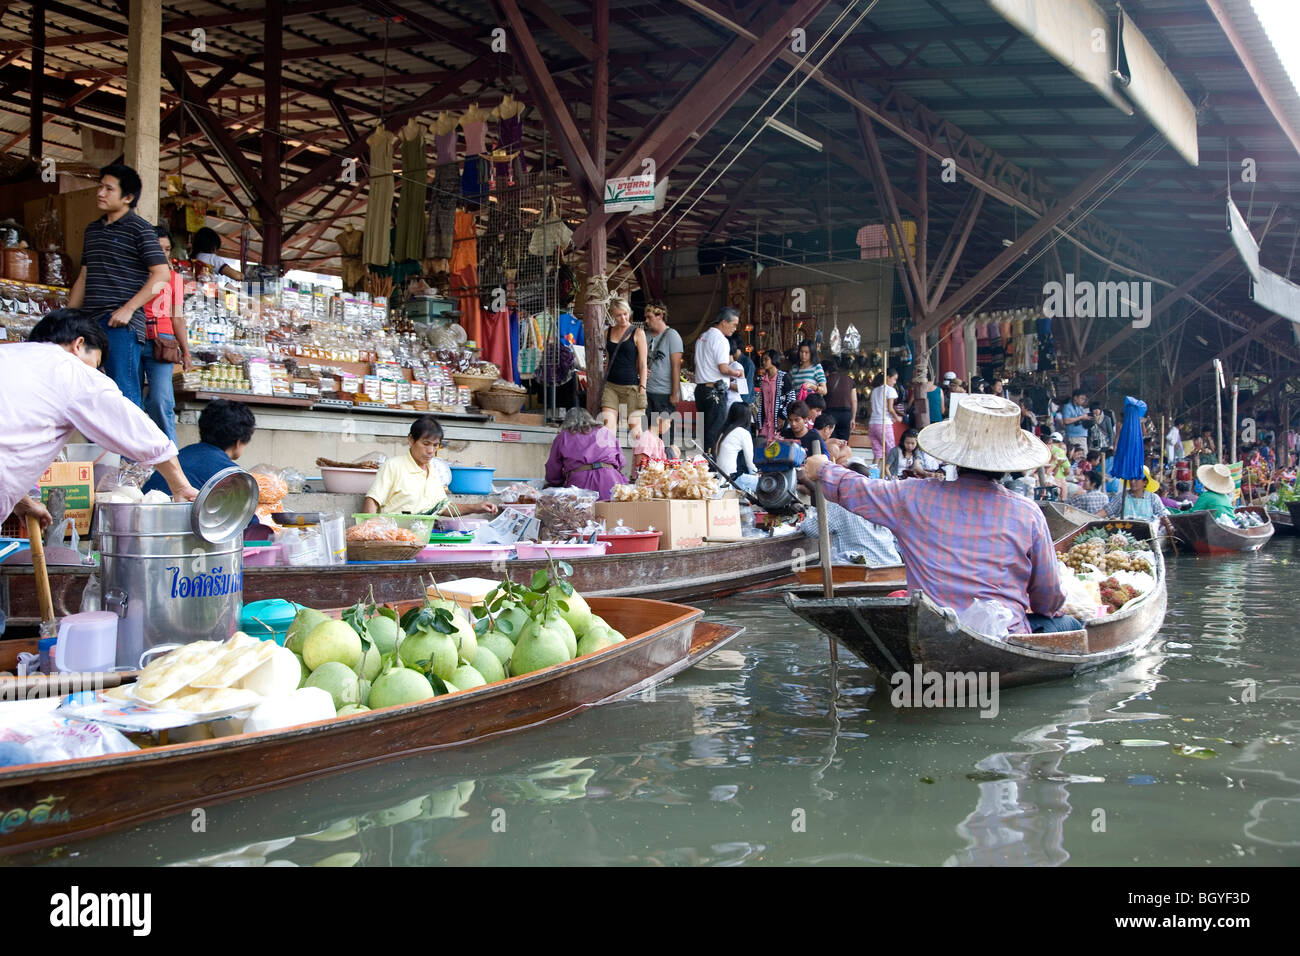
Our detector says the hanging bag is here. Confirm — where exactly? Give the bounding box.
[528,196,573,257]
[518,313,542,378]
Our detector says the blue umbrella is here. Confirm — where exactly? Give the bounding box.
[1111,395,1148,480]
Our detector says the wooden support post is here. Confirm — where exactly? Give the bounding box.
[1230,379,1239,465]
[123,0,162,223]
[583,0,609,418]
[261,0,283,267]
[30,0,44,163]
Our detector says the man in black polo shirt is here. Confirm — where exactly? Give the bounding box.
[67,163,169,407]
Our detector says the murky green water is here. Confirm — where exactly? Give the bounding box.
[24,539,1300,866]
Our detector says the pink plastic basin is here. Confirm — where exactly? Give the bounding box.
[416,544,515,563]
[513,541,610,560]
[243,545,282,566]
[596,531,662,554]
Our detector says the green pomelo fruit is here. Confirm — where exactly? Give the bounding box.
[510,616,574,676]
[304,661,361,711]
[470,646,506,683]
[294,652,310,688]
[359,644,381,681]
[364,615,400,655]
[398,629,458,681]
[496,604,530,639]
[521,609,576,659]
[286,607,331,654]
[450,664,487,690]
[337,704,371,717]
[576,628,624,657]
[548,586,592,636]
[358,677,371,706]
[303,619,363,671]
[368,667,435,709]
[478,631,515,668]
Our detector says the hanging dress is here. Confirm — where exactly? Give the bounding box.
[450,210,482,345]
[495,112,525,185]
[362,127,397,267]
[963,318,977,382]
[393,130,428,262]
[425,127,459,262]
[460,119,489,210]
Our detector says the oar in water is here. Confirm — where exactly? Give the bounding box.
[811,484,840,683]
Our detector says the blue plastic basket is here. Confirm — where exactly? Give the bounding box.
[448,466,495,495]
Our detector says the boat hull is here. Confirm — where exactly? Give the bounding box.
[0,535,810,628]
[0,599,740,855]
[785,519,1167,690]
[1167,507,1274,553]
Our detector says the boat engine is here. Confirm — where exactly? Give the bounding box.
[753,440,807,516]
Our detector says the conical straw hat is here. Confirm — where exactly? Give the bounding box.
[918,394,1050,472]
[1197,462,1235,495]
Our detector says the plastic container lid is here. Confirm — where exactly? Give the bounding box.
[240,599,300,644]
[191,467,259,543]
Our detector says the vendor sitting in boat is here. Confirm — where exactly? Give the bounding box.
[1189,463,1237,519]
[363,415,498,517]
[802,394,1080,635]
[544,407,626,501]
[143,399,255,497]
[1104,467,1168,521]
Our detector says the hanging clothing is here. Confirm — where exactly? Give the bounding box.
[509,308,521,385]
[335,226,365,291]
[462,120,487,156]
[962,318,976,382]
[496,112,525,183]
[424,162,459,261]
[461,156,489,210]
[482,309,513,379]
[362,127,397,267]
[938,319,954,379]
[393,131,428,262]
[433,125,456,165]
[449,210,482,345]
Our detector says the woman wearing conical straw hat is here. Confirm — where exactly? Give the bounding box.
[801,394,1082,635]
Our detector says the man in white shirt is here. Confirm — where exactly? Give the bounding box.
[692,308,742,454]
[1165,422,1183,467]
[2,312,198,530]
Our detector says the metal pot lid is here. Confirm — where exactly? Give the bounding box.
[190,468,259,543]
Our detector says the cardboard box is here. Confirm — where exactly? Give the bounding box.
[36,461,95,535]
[597,500,706,550]
[706,496,742,540]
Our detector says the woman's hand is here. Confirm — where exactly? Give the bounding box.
[172,483,200,503]
[477,502,500,516]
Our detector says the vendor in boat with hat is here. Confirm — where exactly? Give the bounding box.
[1104,466,1169,521]
[1189,463,1237,519]
[801,394,1081,635]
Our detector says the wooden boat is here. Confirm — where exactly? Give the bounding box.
[794,564,906,590]
[0,534,811,629]
[1272,500,1299,535]
[784,518,1167,691]
[1040,499,1173,552]
[1166,505,1274,554]
[0,597,741,855]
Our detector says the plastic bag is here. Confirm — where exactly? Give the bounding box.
[0,713,139,763]
[276,527,330,566]
[95,462,156,494]
[537,487,598,538]
[959,600,1017,640]
[318,512,347,565]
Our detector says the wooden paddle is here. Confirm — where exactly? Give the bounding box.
[27,515,57,642]
[812,485,839,670]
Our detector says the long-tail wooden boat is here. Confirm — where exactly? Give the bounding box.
[783,518,1167,691]
[0,597,741,855]
[0,534,810,629]
[1275,500,1299,535]
[1166,505,1274,554]
[1040,499,1173,552]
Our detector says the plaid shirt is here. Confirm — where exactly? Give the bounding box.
[800,502,902,567]
[819,464,1064,634]
[1069,489,1110,515]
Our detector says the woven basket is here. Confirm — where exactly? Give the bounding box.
[475,390,527,415]
[346,541,424,562]
[453,373,496,393]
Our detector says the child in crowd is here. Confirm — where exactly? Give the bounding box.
[780,401,829,458]
[1048,431,1070,500]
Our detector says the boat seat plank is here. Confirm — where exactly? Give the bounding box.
[1005,630,1088,654]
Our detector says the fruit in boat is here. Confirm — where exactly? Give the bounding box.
[478,631,515,668]
[576,628,625,657]
[450,664,487,690]
[364,614,400,655]
[305,661,361,710]
[368,666,436,709]
[510,615,574,676]
[294,652,310,688]
[548,585,592,636]
[398,628,458,680]
[240,645,303,697]
[519,608,576,659]
[495,604,530,640]
[303,619,363,671]
[286,607,331,654]
[337,704,371,717]
[470,646,506,683]
[358,677,371,706]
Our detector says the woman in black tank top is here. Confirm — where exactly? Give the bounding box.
[599,299,648,440]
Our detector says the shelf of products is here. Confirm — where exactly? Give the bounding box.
[0,281,69,341]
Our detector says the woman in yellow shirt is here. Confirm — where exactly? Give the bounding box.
[362,416,498,517]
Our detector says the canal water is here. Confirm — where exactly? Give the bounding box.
[21,538,1300,867]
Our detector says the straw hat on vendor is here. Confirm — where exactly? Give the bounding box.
[915,394,1051,472]
[1197,462,1236,495]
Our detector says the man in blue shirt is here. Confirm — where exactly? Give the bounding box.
[143,399,256,496]
[1060,388,1090,453]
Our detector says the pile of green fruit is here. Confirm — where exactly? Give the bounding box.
[278,561,626,717]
